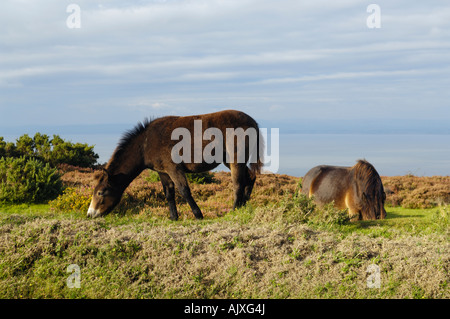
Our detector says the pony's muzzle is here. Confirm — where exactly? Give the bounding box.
[87,201,101,218]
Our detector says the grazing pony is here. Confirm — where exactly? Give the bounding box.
[87,110,263,220]
[301,160,387,221]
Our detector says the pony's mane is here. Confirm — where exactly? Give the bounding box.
[117,118,152,151]
[352,159,382,193]
[106,118,154,170]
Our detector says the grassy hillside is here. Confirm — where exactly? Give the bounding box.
[0,169,448,299]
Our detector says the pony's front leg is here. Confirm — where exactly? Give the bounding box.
[348,210,361,222]
[168,169,203,220]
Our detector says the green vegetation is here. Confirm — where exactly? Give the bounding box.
[0,133,99,206]
[0,164,448,299]
[333,205,449,237]
[0,157,63,204]
[0,202,448,299]
[223,190,350,229]
[0,133,99,168]
[49,187,92,213]
[186,171,218,184]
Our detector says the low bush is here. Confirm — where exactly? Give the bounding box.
[0,157,63,203]
[49,186,154,215]
[279,185,350,227]
[308,201,350,227]
[230,182,350,227]
[145,171,161,183]
[186,172,217,184]
[49,187,92,213]
[0,133,99,168]
[280,190,317,224]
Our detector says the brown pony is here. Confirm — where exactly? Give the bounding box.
[87,110,263,220]
[301,159,387,221]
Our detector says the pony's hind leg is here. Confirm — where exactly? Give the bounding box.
[230,163,248,209]
[244,167,256,202]
[167,169,203,220]
[159,172,179,221]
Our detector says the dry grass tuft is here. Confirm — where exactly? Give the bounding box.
[0,216,447,298]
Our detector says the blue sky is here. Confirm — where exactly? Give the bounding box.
[1,1,450,175]
[1,0,449,127]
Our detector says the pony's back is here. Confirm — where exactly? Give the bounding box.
[301,165,350,203]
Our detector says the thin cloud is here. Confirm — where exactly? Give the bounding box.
[254,68,450,85]
[0,0,449,126]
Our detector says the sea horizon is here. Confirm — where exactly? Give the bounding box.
[2,122,449,177]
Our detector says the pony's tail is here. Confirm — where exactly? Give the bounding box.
[250,124,264,176]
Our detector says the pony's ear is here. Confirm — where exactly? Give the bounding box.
[94,168,109,181]
[101,167,110,177]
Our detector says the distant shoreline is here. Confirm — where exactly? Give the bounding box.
[2,129,449,177]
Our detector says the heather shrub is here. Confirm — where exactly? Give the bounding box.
[0,156,63,203]
[145,170,217,184]
[382,175,450,208]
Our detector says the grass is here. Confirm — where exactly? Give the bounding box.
[329,206,449,238]
[0,204,448,299]
[0,170,448,299]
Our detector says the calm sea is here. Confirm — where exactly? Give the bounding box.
[279,133,450,177]
[3,132,446,177]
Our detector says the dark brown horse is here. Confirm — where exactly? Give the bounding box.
[301,159,387,221]
[87,110,263,220]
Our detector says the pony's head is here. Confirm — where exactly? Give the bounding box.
[354,160,387,220]
[87,169,124,218]
[360,184,387,220]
